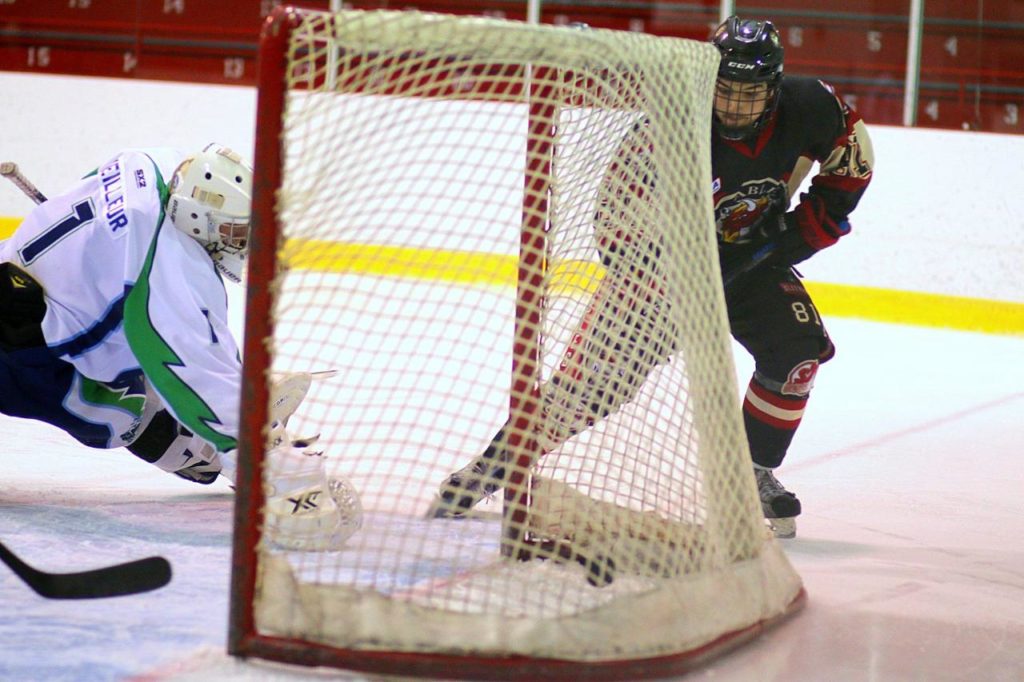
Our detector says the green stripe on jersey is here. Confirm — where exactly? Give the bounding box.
[79,378,145,415]
[123,164,236,453]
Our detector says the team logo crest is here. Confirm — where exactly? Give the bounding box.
[781,360,818,396]
[714,178,787,243]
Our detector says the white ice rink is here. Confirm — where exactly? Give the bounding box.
[1,313,1022,681]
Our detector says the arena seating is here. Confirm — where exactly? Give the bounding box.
[0,0,1020,133]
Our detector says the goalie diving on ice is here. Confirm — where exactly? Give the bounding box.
[0,146,362,551]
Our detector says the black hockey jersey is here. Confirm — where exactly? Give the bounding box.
[712,75,874,255]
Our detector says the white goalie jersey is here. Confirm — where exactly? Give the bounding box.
[0,148,242,453]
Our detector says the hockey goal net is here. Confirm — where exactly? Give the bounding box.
[230,6,804,679]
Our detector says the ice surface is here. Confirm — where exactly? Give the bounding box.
[1,317,1022,681]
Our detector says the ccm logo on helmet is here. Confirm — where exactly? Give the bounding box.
[727,62,757,70]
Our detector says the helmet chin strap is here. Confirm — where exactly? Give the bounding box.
[713,89,780,141]
[715,119,756,140]
[713,114,763,141]
[205,243,246,284]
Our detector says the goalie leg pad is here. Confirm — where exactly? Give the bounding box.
[540,274,673,451]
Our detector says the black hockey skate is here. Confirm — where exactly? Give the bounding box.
[754,466,801,539]
[427,435,509,519]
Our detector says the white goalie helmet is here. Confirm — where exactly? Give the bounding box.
[167,143,253,283]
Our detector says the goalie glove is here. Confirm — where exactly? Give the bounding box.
[266,369,336,449]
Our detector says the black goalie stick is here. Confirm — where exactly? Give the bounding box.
[0,540,172,599]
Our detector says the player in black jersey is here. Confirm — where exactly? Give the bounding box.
[429,17,874,539]
[711,16,874,536]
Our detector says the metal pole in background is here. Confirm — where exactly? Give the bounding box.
[527,0,539,24]
[903,0,925,126]
[719,0,735,24]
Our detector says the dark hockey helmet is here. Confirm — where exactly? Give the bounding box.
[711,16,784,140]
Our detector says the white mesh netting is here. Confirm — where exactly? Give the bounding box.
[239,8,803,675]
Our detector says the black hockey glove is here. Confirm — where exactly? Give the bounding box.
[719,241,776,289]
[720,199,851,291]
[780,193,852,262]
[767,214,818,266]
[719,226,820,291]
[0,262,46,350]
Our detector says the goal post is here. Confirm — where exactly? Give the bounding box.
[230,6,805,679]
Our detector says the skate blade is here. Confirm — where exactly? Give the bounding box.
[768,517,796,539]
[425,496,466,519]
[425,495,501,520]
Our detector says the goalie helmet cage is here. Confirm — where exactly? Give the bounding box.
[230,6,805,680]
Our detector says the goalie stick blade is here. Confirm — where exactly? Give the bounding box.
[0,541,172,599]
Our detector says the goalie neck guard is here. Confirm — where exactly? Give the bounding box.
[711,16,784,141]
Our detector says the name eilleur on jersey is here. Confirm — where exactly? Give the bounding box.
[97,158,149,233]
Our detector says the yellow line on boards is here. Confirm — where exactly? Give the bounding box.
[1,217,1020,337]
[283,239,1024,336]
[282,238,608,295]
[0,217,20,239]
[804,282,1024,337]
[282,238,520,289]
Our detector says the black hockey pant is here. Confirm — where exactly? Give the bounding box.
[727,266,834,469]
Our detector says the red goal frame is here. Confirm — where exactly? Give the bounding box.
[228,7,805,679]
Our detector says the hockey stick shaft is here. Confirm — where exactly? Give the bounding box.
[0,540,171,599]
[723,241,777,289]
[0,161,48,205]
